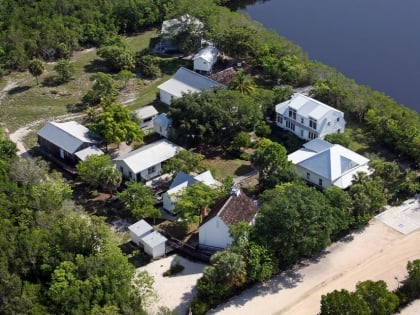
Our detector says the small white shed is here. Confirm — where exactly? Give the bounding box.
[141,231,167,258]
[134,105,159,130]
[193,46,219,73]
[128,220,154,246]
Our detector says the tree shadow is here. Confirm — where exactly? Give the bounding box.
[66,102,87,113]
[234,164,254,176]
[42,75,62,87]
[84,58,111,73]
[7,85,31,95]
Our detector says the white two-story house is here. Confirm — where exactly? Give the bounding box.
[275,93,346,140]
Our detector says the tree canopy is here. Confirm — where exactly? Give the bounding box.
[254,183,335,267]
[91,103,144,146]
[168,89,263,146]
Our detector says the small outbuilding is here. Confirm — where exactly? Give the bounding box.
[128,220,154,246]
[141,231,167,259]
[193,46,219,73]
[134,105,159,130]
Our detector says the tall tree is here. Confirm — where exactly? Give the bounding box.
[355,280,399,315]
[91,103,144,146]
[83,72,118,105]
[174,183,220,221]
[319,289,371,315]
[228,70,256,96]
[162,149,206,174]
[117,181,161,221]
[54,59,74,83]
[250,138,297,189]
[28,58,44,85]
[254,183,334,267]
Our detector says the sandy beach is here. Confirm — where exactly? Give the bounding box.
[139,217,420,315]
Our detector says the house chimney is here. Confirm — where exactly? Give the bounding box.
[230,186,240,197]
[200,207,208,223]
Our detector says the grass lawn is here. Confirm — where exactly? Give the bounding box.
[204,156,253,180]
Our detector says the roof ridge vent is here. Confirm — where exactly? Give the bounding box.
[230,186,240,197]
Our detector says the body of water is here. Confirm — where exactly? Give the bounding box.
[239,0,420,113]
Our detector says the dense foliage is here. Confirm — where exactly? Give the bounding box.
[168,89,263,146]
[0,133,149,315]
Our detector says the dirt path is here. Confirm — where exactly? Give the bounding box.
[208,220,420,315]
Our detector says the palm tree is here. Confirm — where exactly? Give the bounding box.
[28,59,44,85]
[100,166,122,197]
[228,70,256,96]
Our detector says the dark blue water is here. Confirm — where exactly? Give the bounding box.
[242,0,420,113]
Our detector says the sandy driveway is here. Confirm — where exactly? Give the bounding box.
[208,220,420,315]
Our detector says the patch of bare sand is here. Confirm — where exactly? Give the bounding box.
[138,255,207,315]
[208,220,420,315]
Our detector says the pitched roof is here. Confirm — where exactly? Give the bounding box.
[113,139,182,173]
[210,67,237,85]
[288,139,370,188]
[74,145,104,161]
[154,113,171,127]
[134,105,158,120]
[157,67,226,98]
[141,230,167,247]
[37,121,97,154]
[193,46,219,63]
[276,93,344,120]
[128,219,153,237]
[166,170,220,197]
[202,190,258,227]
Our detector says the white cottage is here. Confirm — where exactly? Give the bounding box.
[113,139,182,182]
[199,188,258,250]
[275,93,346,140]
[128,220,154,246]
[157,67,226,105]
[288,139,371,189]
[134,105,158,130]
[141,231,167,258]
[193,46,219,73]
[163,170,220,214]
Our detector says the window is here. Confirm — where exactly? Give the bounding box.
[337,117,340,122]
[309,132,317,139]
[148,166,156,175]
[337,129,341,133]
[128,171,132,178]
[309,118,317,130]
[288,108,296,120]
[277,114,283,124]
[301,129,304,137]
[327,121,331,126]
[286,120,295,131]
[301,117,304,123]
[319,178,323,187]
[306,172,310,179]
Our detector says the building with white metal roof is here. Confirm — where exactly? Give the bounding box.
[134,105,159,129]
[37,121,102,165]
[275,93,346,140]
[288,139,371,189]
[193,46,219,73]
[157,67,226,105]
[141,231,167,258]
[128,220,154,246]
[113,139,183,182]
